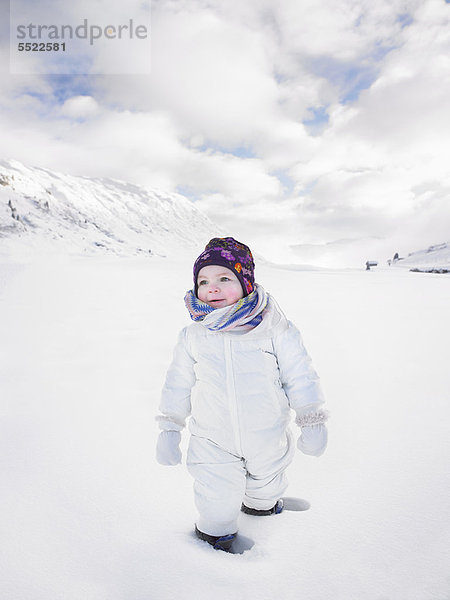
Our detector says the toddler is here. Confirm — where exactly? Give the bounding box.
[156,237,328,552]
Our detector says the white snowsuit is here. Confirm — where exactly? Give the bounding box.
[158,296,325,536]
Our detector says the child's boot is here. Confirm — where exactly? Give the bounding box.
[195,525,237,552]
[241,499,284,516]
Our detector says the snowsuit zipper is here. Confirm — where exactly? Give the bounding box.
[223,336,243,457]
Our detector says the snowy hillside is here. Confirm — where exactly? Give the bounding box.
[391,242,450,272]
[0,159,218,259]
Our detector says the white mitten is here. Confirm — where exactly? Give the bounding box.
[156,431,182,466]
[297,424,328,457]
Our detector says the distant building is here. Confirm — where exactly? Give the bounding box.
[365,260,378,270]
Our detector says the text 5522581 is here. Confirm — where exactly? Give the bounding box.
[18,42,66,52]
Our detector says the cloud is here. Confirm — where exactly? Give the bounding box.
[0,0,449,266]
[60,95,99,118]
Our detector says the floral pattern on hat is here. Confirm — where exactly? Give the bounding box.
[193,237,255,298]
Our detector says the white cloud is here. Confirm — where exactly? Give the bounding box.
[1,0,449,266]
[60,95,99,118]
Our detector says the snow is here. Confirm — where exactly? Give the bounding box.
[1,252,450,600]
[391,242,450,271]
[0,159,218,259]
[2,158,450,275]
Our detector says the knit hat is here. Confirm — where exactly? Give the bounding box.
[193,237,255,297]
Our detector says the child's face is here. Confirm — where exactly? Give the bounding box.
[197,265,244,308]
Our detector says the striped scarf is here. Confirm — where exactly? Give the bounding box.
[184,284,268,332]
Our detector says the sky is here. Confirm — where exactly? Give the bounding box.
[1,0,450,266]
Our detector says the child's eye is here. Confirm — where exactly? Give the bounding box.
[198,280,207,286]
[220,277,230,282]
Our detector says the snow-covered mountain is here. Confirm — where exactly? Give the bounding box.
[391,242,450,272]
[0,159,218,258]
